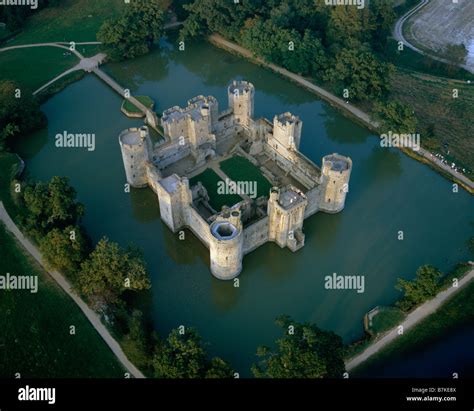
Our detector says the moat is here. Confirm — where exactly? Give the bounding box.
[15,35,474,375]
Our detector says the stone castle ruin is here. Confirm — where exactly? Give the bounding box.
[119,80,352,280]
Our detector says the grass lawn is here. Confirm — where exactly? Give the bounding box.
[190,168,242,211]
[352,278,474,376]
[390,69,474,177]
[369,307,406,335]
[7,0,125,45]
[0,47,79,92]
[219,156,272,199]
[0,223,126,378]
[122,96,155,114]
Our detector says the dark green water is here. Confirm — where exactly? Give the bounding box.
[15,37,473,376]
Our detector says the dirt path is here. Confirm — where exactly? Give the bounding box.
[346,266,474,371]
[393,0,473,74]
[0,201,145,379]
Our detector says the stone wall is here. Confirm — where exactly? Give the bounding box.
[242,216,270,254]
[183,206,211,248]
[304,186,321,218]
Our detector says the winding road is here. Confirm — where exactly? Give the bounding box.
[346,266,474,371]
[393,0,474,73]
[0,201,145,379]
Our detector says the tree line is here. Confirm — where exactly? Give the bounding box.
[180,0,398,102]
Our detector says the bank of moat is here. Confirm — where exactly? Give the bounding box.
[119,80,352,280]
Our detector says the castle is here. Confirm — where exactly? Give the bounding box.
[119,80,352,280]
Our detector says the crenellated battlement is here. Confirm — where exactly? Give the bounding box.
[118,81,352,280]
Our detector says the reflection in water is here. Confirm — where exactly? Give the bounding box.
[210,277,240,312]
[363,146,403,182]
[162,225,208,267]
[13,127,48,160]
[103,44,171,91]
[322,104,372,145]
[129,188,160,223]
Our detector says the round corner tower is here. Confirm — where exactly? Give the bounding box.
[320,153,352,213]
[209,209,244,280]
[228,80,254,127]
[119,126,151,188]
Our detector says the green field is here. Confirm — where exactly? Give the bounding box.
[189,168,242,211]
[381,39,474,82]
[7,0,125,45]
[219,156,272,199]
[0,224,126,378]
[369,307,406,335]
[353,277,474,376]
[122,96,155,114]
[0,0,127,93]
[0,47,79,92]
[391,69,474,177]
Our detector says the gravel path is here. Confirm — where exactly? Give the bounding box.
[346,266,474,371]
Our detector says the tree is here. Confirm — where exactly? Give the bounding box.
[97,0,165,61]
[21,176,85,237]
[0,80,46,151]
[252,316,345,378]
[281,29,327,76]
[39,225,89,276]
[374,100,418,132]
[77,237,151,306]
[396,265,443,312]
[153,328,233,378]
[121,309,153,370]
[205,357,234,379]
[180,0,251,40]
[326,5,370,52]
[324,47,394,101]
[369,0,397,51]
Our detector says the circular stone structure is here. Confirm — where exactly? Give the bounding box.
[209,220,243,280]
[118,126,151,188]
